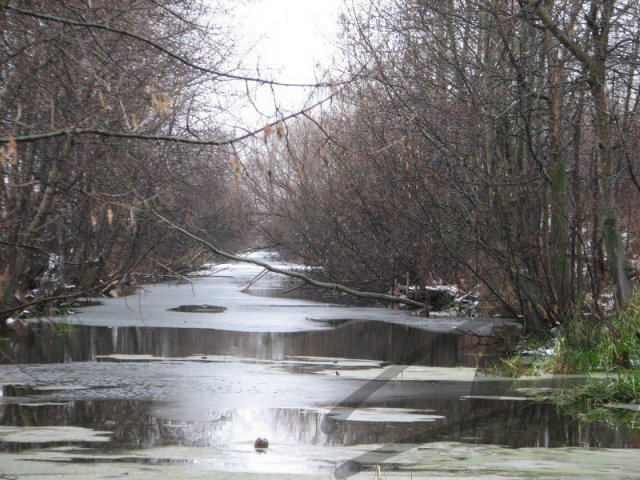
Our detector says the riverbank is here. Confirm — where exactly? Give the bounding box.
[487,289,640,424]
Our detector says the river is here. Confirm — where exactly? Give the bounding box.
[1,252,639,479]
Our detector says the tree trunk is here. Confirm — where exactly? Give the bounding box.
[0,145,64,322]
[587,1,632,308]
[530,0,632,309]
[545,24,570,317]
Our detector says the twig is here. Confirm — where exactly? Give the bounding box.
[241,269,269,293]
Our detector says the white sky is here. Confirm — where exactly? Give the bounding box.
[219,0,346,128]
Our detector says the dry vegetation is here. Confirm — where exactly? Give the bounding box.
[1,0,639,340]
[0,0,251,321]
[252,0,640,333]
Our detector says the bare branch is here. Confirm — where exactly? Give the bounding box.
[0,94,337,145]
[151,208,427,310]
[4,5,345,89]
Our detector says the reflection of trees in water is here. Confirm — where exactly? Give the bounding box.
[301,398,637,449]
[0,399,154,452]
[7,321,491,367]
[2,322,637,451]
[1,397,637,452]
[456,398,640,448]
[145,401,640,449]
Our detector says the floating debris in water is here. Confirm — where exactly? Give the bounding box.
[168,304,226,313]
[254,437,269,451]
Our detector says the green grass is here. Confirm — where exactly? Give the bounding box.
[552,370,640,428]
[50,321,77,338]
[554,370,640,410]
[488,289,640,424]
[554,292,640,373]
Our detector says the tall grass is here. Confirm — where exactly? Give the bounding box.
[490,289,640,421]
[554,290,640,374]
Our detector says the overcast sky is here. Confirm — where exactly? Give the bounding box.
[219,0,346,128]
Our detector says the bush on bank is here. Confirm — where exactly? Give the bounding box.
[490,289,640,422]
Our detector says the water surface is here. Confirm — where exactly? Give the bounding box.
[1,253,639,479]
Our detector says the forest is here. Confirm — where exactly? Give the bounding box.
[1,0,639,336]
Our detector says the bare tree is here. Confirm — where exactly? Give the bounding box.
[251,0,640,332]
[0,0,250,321]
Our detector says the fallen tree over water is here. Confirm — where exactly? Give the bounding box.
[152,209,427,311]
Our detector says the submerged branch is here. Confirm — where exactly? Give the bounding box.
[0,246,153,320]
[0,271,128,319]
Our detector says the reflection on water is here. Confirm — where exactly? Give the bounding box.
[1,319,638,458]
[1,321,494,367]
[1,261,639,477]
[2,396,638,454]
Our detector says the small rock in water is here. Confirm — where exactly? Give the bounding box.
[254,437,269,450]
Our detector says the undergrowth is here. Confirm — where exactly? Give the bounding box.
[50,321,77,338]
[487,289,640,424]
